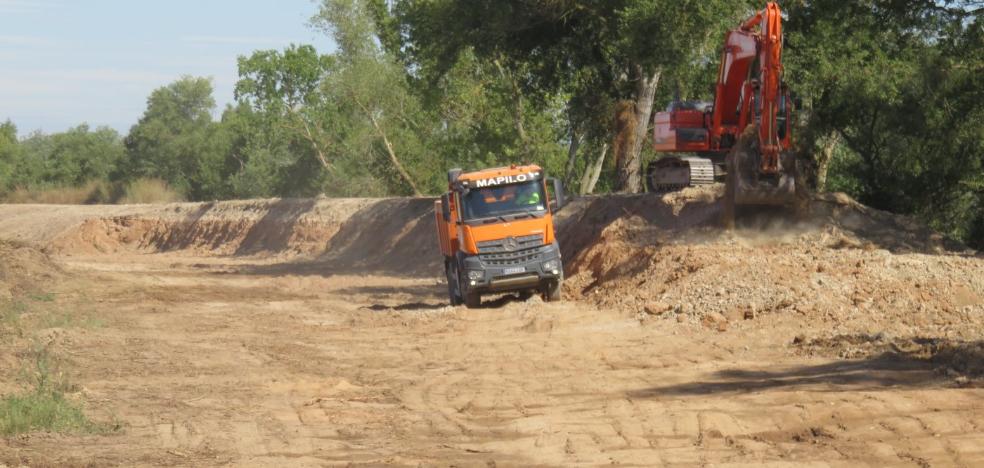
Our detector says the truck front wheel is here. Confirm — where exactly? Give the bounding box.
[458,268,481,308]
[464,291,481,308]
[542,274,563,302]
[445,259,463,306]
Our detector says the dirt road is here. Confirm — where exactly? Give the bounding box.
[1,192,982,466]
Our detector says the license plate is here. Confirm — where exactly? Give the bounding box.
[502,266,526,275]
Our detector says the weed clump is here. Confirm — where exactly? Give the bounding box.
[0,345,113,436]
[0,390,96,436]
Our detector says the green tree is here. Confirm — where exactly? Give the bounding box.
[0,122,125,193]
[395,0,745,192]
[18,124,124,187]
[236,45,336,173]
[0,120,20,192]
[785,0,984,247]
[213,104,293,199]
[123,76,225,199]
[312,0,430,195]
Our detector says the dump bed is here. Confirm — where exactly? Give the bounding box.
[434,198,457,257]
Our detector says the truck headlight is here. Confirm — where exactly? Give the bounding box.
[467,270,484,281]
[542,259,560,273]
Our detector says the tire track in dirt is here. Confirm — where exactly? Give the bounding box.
[6,254,980,466]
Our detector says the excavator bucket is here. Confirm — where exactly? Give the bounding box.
[722,125,805,228]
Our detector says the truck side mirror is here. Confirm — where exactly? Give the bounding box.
[440,193,451,222]
[448,168,463,184]
[548,178,567,211]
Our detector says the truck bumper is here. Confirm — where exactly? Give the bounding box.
[459,242,562,294]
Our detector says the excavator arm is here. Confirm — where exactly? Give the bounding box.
[747,2,784,174]
[710,1,787,172]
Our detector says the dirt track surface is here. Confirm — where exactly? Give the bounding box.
[1,190,983,466]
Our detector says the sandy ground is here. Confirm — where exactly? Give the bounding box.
[0,191,982,466]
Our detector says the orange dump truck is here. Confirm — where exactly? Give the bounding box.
[435,165,567,307]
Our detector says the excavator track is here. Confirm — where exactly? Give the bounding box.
[645,157,717,193]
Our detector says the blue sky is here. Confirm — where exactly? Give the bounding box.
[0,0,335,136]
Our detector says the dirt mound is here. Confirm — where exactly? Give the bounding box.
[318,198,439,276]
[806,192,967,253]
[0,241,62,300]
[45,198,371,257]
[563,188,981,341]
[567,223,980,322]
[238,198,442,278]
[0,197,440,277]
[555,185,721,261]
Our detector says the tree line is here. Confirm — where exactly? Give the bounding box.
[0,0,980,247]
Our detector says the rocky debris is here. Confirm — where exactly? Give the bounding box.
[643,302,672,316]
[562,191,981,343]
[743,303,757,320]
[701,312,729,332]
[557,189,982,375]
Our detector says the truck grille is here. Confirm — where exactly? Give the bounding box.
[476,234,543,254]
[479,247,542,266]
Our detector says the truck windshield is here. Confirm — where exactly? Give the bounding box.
[462,180,547,221]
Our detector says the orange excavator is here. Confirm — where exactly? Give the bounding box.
[647,2,803,225]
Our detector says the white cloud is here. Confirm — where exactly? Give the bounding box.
[0,35,57,47]
[3,68,174,85]
[0,0,61,14]
[180,35,295,46]
[59,69,176,84]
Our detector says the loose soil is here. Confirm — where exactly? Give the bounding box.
[0,188,981,466]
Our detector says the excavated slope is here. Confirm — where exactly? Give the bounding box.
[0,187,971,273]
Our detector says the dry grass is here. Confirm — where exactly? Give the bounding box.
[4,181,114,205]
[2,178,184,205]
[119,178,184,204]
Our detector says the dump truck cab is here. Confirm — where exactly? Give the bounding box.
[435,165,566,307]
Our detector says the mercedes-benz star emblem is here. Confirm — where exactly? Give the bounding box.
[504,237,519,251]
